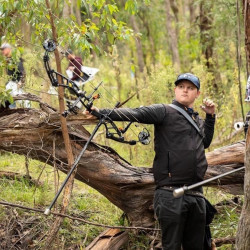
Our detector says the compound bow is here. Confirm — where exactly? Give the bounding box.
[42,39,150,215]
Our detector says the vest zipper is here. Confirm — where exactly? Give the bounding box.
[168,151,172,178]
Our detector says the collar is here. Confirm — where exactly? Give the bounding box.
[172,100,199,116]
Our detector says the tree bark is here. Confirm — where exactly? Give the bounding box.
[130,15,146,74]
[235,2,250,247]
[21,18,31,46]
[199,0,223,92]
[188,0,196,27]
[62,0,73,19]
[44,0,75,246]
[200,0,214,69]
[214,236,235,247]
[165,0,181,71]
[0,96,246,227]
[74,0,82,26]
[138,11,156,68]
[243,0,250,75]
[236,114,250,247]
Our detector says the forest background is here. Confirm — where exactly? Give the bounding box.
[0,0,248,249]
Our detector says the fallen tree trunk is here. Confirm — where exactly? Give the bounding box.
[86,229,128,250]
[0,95,245,227]
[0,171,41,186]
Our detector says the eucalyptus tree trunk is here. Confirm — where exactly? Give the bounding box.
[138,11,156,69]
[199,0,222,93]
[199,0,214,69]
[243,0,250,75]
[236,127,250,249]
[165,0,181,71]
[235,1,250,248]
[21,18,31,46]
[45,1,75,247]
[74,0,82,26]
[62,0,73,19]
[130,15,146,74]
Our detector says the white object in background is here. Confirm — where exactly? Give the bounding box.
[6,81,18,96]
[81,66,99,83]
[48,86,58,95]
[66,69,73,79]
[234,122,244,131]
[245,75,250,102]
[6,81,31,108]
[16,87,31,108]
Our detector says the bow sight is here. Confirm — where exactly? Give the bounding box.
[42,39,150,215]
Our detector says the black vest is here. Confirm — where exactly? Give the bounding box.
[153,104,208,188]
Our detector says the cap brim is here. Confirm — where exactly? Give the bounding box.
[175,79,199,89]
[0,47,10,50]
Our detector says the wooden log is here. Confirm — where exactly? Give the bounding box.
[0,171,41,186]
[0,101,245,227]
[86,229,128,250]
[214,236,235,247]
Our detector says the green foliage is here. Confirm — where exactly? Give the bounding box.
[0,89,13,107]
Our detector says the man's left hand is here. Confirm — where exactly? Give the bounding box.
[200,99,215,115]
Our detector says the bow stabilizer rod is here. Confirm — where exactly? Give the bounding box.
[173,166,245,198]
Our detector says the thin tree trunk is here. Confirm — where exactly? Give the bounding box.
[243,0,250,75]
[170,0,179,22]
[189,0,196,26]
[236,1,250,247]
[62,0,73,19]
[165,0,181,71]
[74,0,82,25]
[44,0,75,247]
[111,45,122,101]
[138,12,156,68]
[199,0,221,92]
[21,19,31,46]
[130,15,146,74]
[199,0,222,92]
[200,0,214,69]
[188,0,197,38]
[236,128,250,249]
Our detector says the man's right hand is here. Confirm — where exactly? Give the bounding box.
[83,106,99,120]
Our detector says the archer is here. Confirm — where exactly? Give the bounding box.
[85,73,216,250]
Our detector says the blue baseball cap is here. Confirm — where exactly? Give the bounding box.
[175,73,200,90]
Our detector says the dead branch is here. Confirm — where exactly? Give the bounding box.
[214,236,235,247]
[0,201,159,231]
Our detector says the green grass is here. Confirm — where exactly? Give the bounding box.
[0,152,123,248]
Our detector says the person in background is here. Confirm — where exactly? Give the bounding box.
[65,49,85,88]
[1,42,29,108]
[245,75,250,102]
